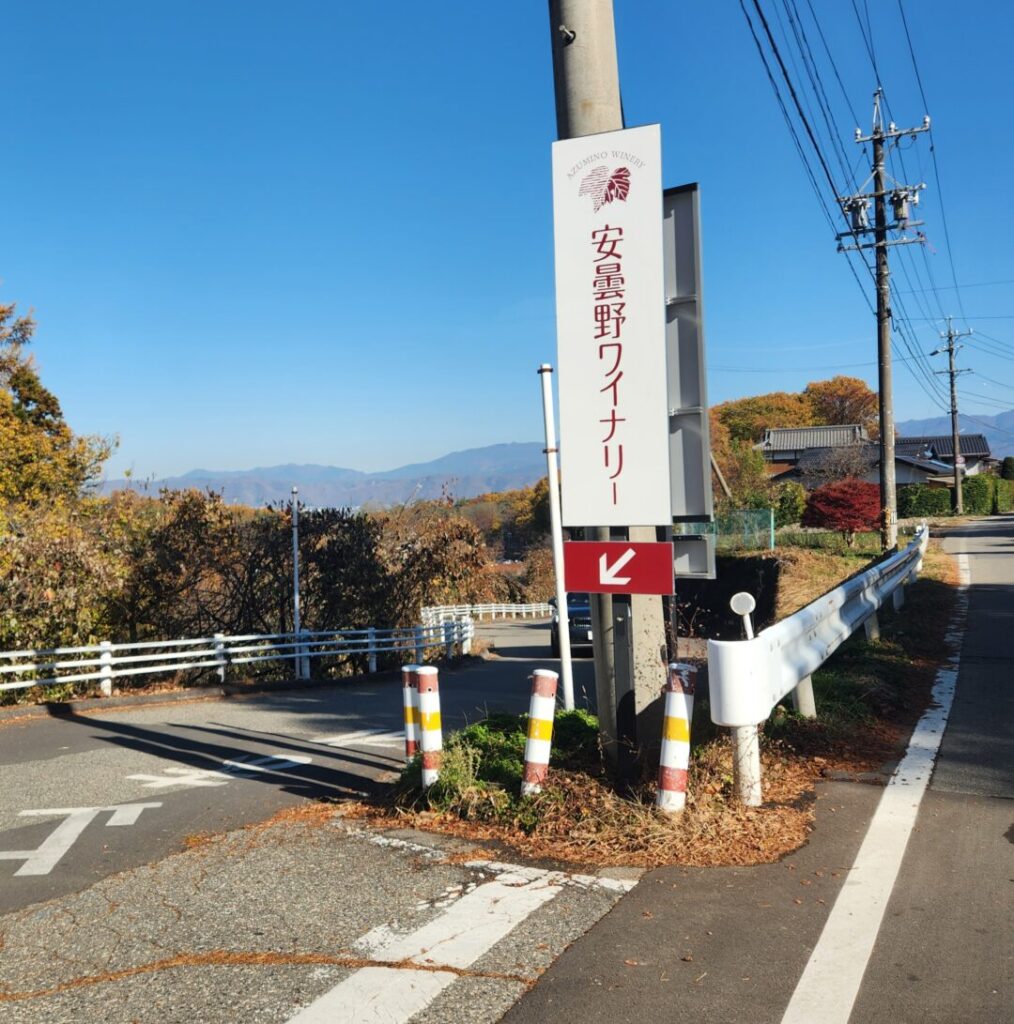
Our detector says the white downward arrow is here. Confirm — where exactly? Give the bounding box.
[599,547,636,586]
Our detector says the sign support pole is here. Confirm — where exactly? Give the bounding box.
[538,365,575,711]
[548,0,668,772]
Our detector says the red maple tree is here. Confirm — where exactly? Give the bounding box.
[802,478,881,547]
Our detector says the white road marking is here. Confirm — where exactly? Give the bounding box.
[315,730,403,749]
[286,866,565,1023]
[127,753,312,789]
[0,803,163,876]
[781,553,969,1024]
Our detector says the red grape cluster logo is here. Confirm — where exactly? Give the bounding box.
[578,166,631,212]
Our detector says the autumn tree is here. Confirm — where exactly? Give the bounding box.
[802,478,881,547]
[1,303,112,505]
[712,391,815,444]
[804,376,878,433]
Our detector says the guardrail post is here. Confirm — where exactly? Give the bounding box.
[213,633,227,684]
[732,725,762,806]
[462,618,473,655]
[864,612,881,641]
[299,632,309,680]
[99,641,113,697]
[791,675,817,719]
[443,621,455,659]
[414,625,425,665]
[892,585,905,611]
[417,666,442,788]
[656,663,696,814]
[367,627,377,674]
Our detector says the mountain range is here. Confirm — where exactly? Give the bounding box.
[100,408,1014,508]
[896,410,1014,460]
[100,442,547,507]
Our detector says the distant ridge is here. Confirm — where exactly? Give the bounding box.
[897,410,1014,460]
[100,442,546,507]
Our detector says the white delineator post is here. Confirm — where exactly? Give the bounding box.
[537,365,575,711]
[656,663,696,813]
[99,641,113,697]
[521,669,559,797]
[416,666,442,788]
[401,664,420,761]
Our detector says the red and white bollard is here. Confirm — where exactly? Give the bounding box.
[401,664,420,761]
[416,666,442,788]
[521,668,558,797]
[656,662,697,814]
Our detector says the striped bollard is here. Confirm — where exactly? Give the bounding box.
[401,664,420,761]
[521,669,558,797]
[416,666,442,788]
[656,662,697,814]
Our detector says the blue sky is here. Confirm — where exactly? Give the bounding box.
[3,1,1011,479]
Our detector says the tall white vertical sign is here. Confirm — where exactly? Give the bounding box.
[552,124,671,527]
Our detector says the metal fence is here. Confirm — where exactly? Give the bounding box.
[421,602,552,625]
[0,620,474,696]
[675,509,775,551]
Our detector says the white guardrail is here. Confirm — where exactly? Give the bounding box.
[0,620,474,696]
[708,523,929,806]
[421,602,552,625]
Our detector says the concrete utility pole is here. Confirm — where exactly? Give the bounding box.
[838,89,930,550]
[547,0,669,776]
[932,317,973,514]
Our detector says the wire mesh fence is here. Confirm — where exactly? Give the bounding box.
[675,509,775,551]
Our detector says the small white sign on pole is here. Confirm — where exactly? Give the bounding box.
[551,124,671,527]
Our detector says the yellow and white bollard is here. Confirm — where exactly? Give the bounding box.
[416,666,442,788]
[401,664,420,761]
[656,662,697,814]
[521,668,559,797]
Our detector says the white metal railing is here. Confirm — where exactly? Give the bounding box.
[0,620,474,696]
[707,523,929,805]
[421,602,552,625]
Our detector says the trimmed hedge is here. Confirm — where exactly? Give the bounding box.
[994,478,1014,513]
[962,475,995,515]
[898,484,952,517]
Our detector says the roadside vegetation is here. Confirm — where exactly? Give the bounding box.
[350,540,958,869]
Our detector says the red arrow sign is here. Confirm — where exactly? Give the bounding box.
[563,541,675,595]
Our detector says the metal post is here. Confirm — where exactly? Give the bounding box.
[367,627,377,674]
[414,625,425,666]
[99,641,113,697]
[291,486,308,680]
[443,620,455,660]
[213,632,227,684]
[864,612,881,641]
[732,725,762,806]
[462,618,473,656]
[792,676,817,719]
[538,365,575,710]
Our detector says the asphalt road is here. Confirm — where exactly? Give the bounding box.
[0,618,582,915]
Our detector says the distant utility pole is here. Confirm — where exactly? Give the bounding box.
[931,317,973,514]
[547,0,668,775]
[837,89,930,550]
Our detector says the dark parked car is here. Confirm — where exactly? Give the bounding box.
[549,593,593,657]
